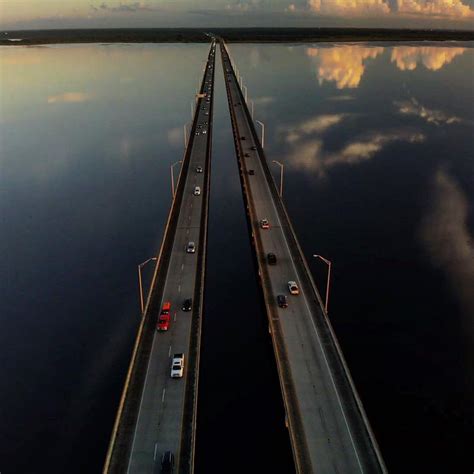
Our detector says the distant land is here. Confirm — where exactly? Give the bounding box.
[1,28,474,45]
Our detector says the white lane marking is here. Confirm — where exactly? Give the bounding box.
[154,443,158,460]
[178,285,181,293]
[186,229,190,235]
[168,345,171,357]
[181,263,184,271]
[161,388,166,403]
[236,90,364,471]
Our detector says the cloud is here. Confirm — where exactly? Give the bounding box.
[307,45,384,89]
[281,114,348,143]
[397,0,474,18]
[307,0,390,15]
[391,46,466,71]
[253,96,275,106]
[286,129,425,176]
[167,127,183,147]
[395,98,462,125]
[418,169,474,342]
[47,92,93,104]
[91,1,156,12]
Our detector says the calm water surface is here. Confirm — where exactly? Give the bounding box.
[1,42,473,473]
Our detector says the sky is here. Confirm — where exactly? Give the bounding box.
[1,0,473,30]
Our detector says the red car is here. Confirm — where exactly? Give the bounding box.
[157,302,171,331]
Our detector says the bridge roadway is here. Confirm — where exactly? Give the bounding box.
[104,41,216,474]
[220,41,387,474]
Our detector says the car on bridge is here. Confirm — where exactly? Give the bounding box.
[196,165,203,173]
[277,294,288,308]
[161,451,175,473]
[288,281,300,295]
[186,241,196,253]
[194,186,201,196]
[267,253,277,265]
[157,302,171,331]
[171,353,185,378]
[182,298,192,312]
[260,218,270,229]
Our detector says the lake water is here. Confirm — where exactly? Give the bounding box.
[1,42,473,473]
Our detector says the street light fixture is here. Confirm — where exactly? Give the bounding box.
[313,255,332,315]
[256,120,265,148]
[138,257,157,314]
[272,160,284,198]
[170,160,183,198]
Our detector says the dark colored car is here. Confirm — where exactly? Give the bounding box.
[161,451,175,473]
[267,253,277,265]
[277,295,288,308]
[241,136,246,140]
[244,153,250,157]
[250,146,257,150]
[248,169,255,175]
[182,298,192,312]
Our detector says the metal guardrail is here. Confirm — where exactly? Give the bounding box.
[103,43,215,474]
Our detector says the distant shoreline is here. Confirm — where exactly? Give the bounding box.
[1,27,474,46]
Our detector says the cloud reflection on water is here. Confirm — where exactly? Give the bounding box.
[419,169,474,342]
[390,46,466,71]
[306,45,384,89]
[395,98,462,125]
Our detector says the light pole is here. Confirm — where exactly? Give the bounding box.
[243,85,248,102]
[272,160,284,198]
[138,257,157,314]
[313,255,332,315]
[256,120,265,148]
[249,99,254,119]
[170,160,183,198]
[191,100,195,119]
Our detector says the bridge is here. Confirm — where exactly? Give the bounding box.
[103,40,216,474]
[104,38,387,474]
[220,40,387,474]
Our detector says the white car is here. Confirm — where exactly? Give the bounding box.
[186,241,196,253]
[196,166,203,173]
[193,186,201,196]
[288,281,300,295]
[170,353,185,378]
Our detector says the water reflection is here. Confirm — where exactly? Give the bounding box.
[306,45,467,89]
[230,42,474,471]
[419,169,474,343]
[390,46,466,70]
[395,98,463,125]
[307,45,384,88]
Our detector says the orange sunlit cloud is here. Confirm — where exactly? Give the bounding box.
[307,46,384,89]
[47,92,93,104]
[307,0,390,14]
[397,0,474,17]
[391,46,466,71]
